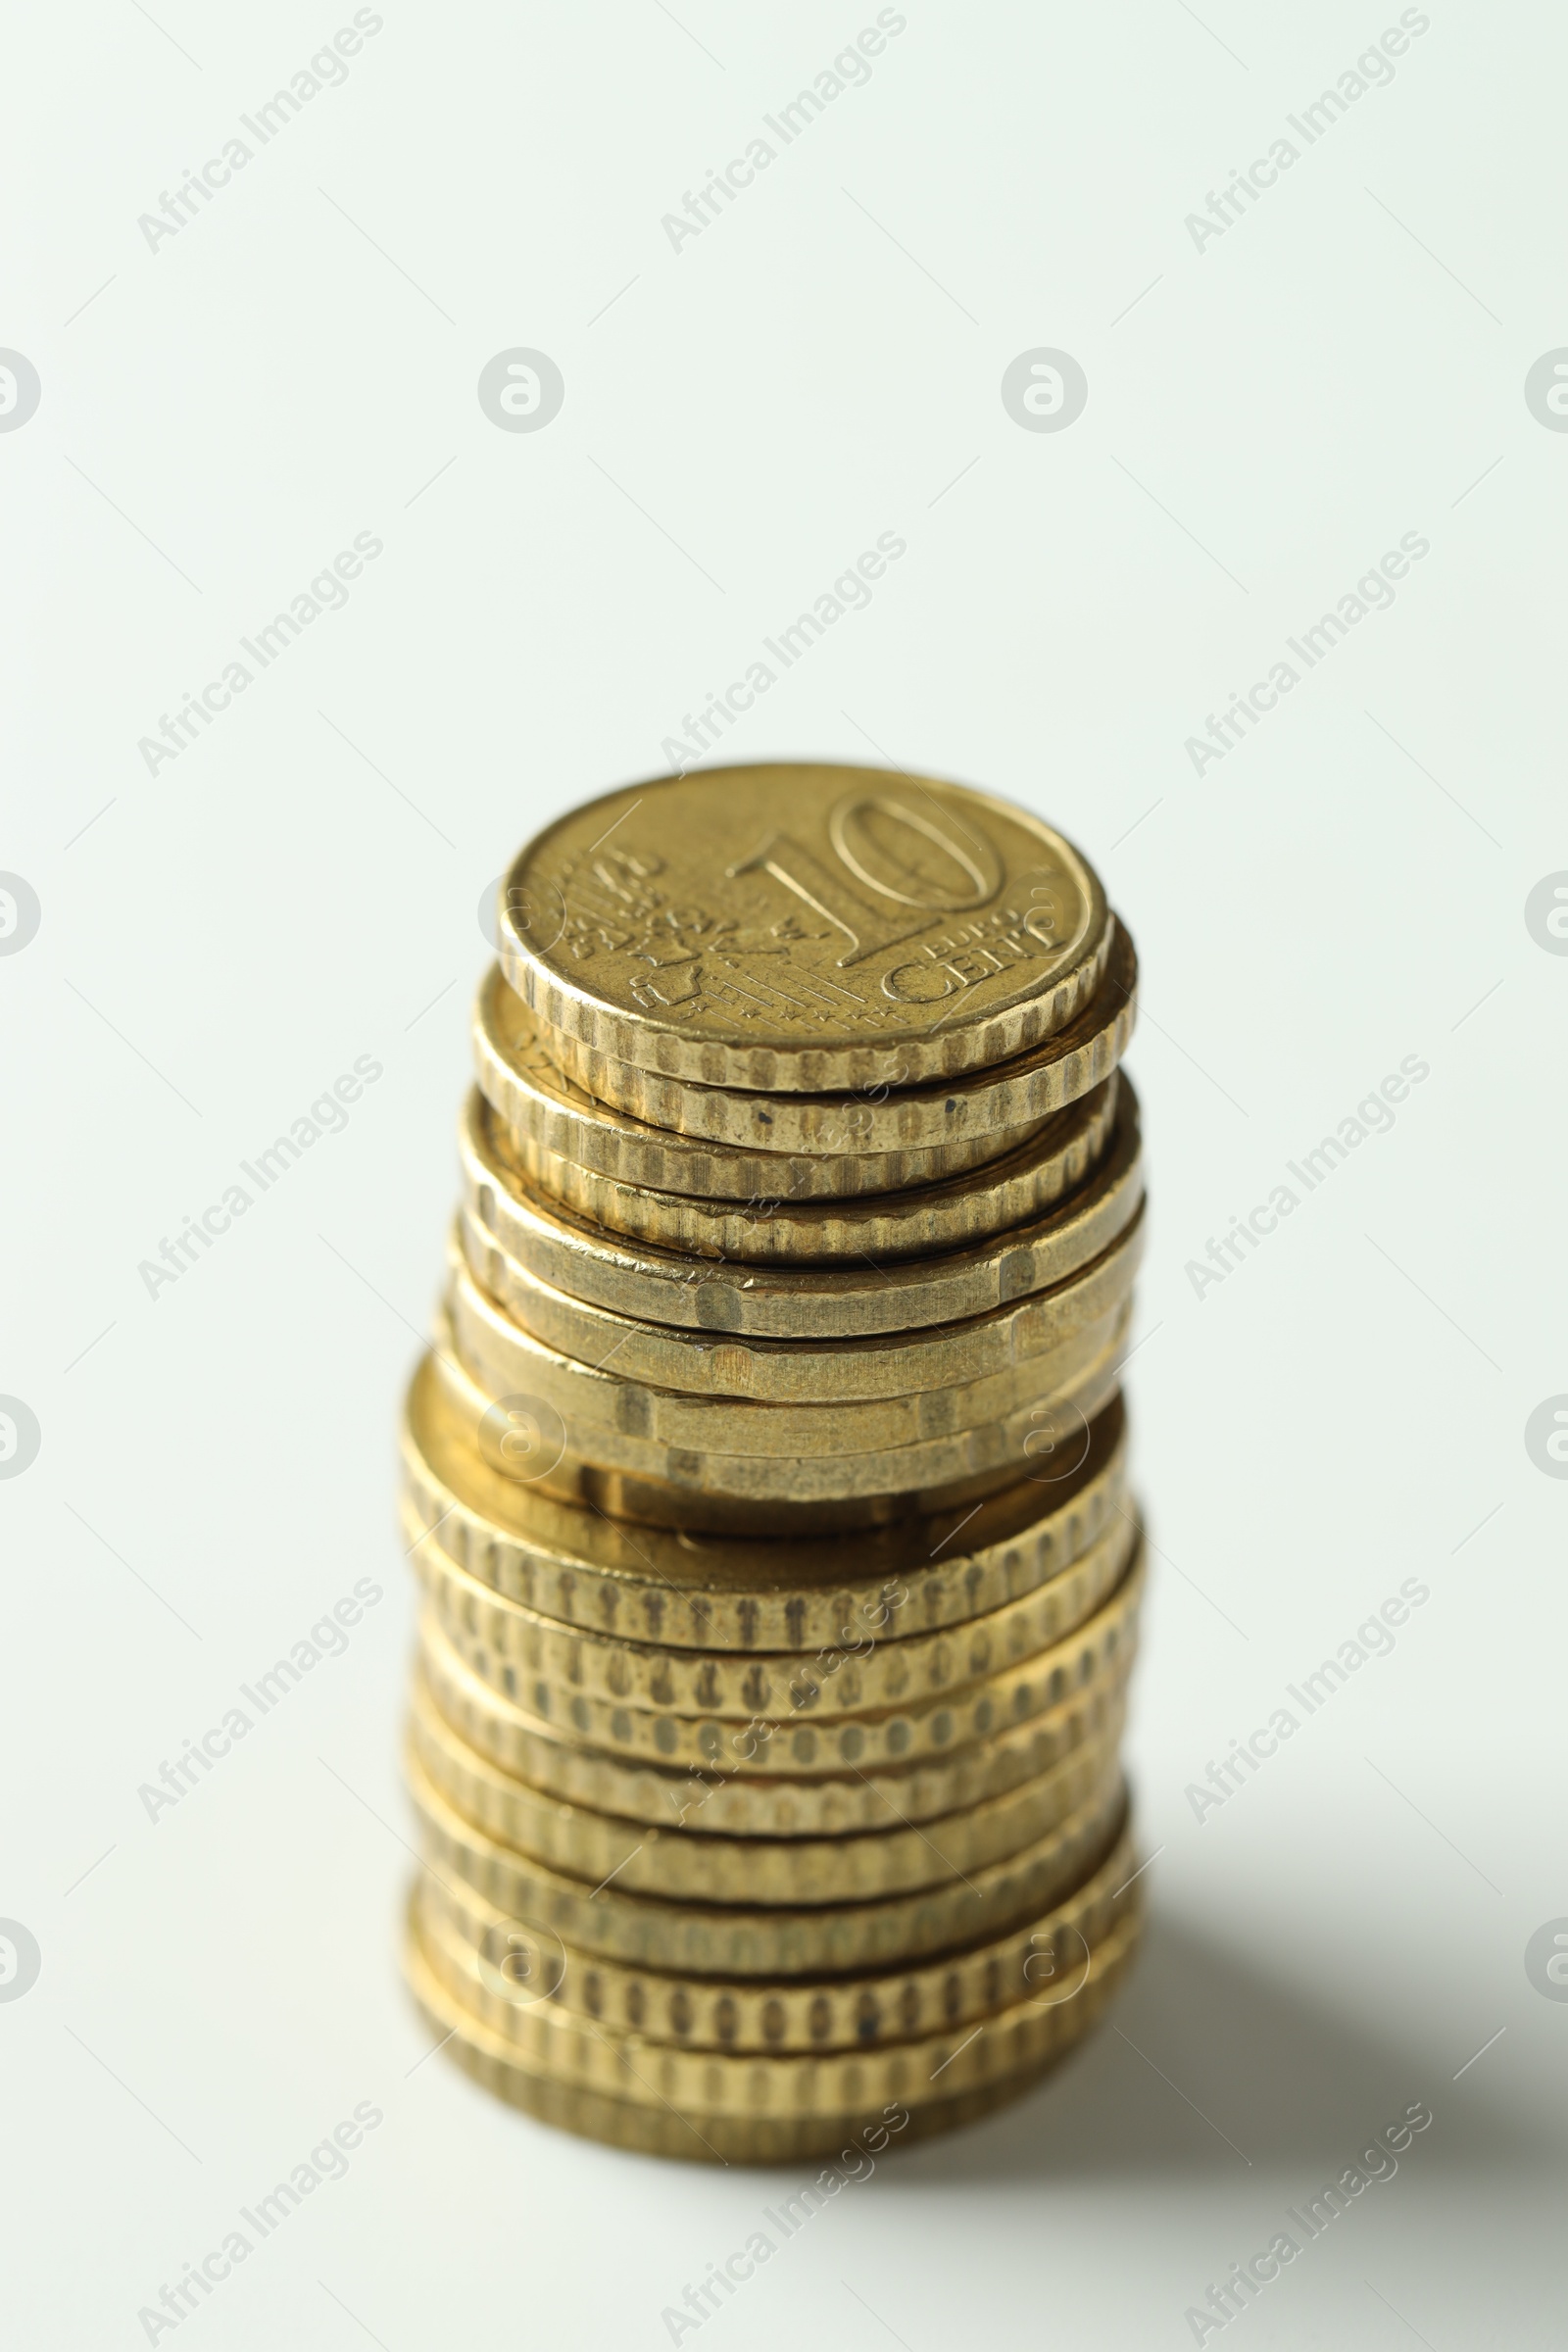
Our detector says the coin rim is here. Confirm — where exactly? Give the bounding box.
[408,1507,1138,1722]
[475,963,1048,1201]
[414,1813,1141,2050]
[409,1674,1124,1904]
[401,1360,1131,1647]
[409,1742,1130,1975]
[527,923,1137,1152]
[460,1070,1136,1329]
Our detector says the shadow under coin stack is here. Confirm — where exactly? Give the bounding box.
[399,761,1150,2161]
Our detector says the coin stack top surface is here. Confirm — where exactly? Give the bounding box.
[400,760,1150,2162]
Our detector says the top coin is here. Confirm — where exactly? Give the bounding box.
[498,763,1111,1092]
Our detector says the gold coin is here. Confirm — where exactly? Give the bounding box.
[410,1740,1128,1975]
[457,1187,1146,1408]
[474,965,1042,1203]
[404,1905,1132,2164]
[414,1599,1136,1836]
[461,1073,1138,1337]
[409,1504,1134,1723]
[487,1072,1123,1267]
[496,762,1112,1093]
[416,1814,1139,2050]
[408,1671,1123,1904]
[441,1245,1137,1471]
[429,1326,1128,1543]
[411,1877,1143,2117]
[400,1353,1130,1647]
[435,1291,1134,1506]
[532,924,1137,1155]
[429,1309,1131,1522]
[421,1539,1145,1777]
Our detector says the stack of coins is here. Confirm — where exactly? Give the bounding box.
[400,762,1149,2161]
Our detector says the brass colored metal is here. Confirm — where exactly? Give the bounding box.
[473,964,1042,1203]
[412,1599,1137,1836]
[497,762,1112,1093]
[404,1896,1141,2163]
[409,1669,1123,1904]
[412,1874,1143,2111]
[417,1536,1145,1775]
[400,765,1152,2157]
[437,1267,1135,1488]
[481,1082,1119,1267]
[408,1506,1136,1722]
[425,1308,1131,1530]
[409,1738,1128,1976]
[399,1354,1131,1647]
[459,1071,1135,1317]
[456,1194,1146,1404]
[529,928,1136,1154]
[415,1815,1140,2051]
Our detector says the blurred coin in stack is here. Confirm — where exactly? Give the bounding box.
[398,761,1152,2159]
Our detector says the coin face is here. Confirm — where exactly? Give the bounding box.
[499,764,1110,1090]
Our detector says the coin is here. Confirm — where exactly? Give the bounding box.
[459,1184,1146,1410]
[461,1072,1134,1319]
[410,1740,1127,1975]
[402,767,1152,2162]
[497,762,1113,1094]
[411,1879,1143,2114]
[475,1368,1131,1532]
[426,1342,1132,1529]
[399,776,1147,2164]
[473,965,1043,1203]
[400,1359,1130,1648]
[410,1672,1122,1903]
[426,1314,1130,1530]
[404,1905,1135,2163]
[414,1601,1137,1836]
[416,1813,1139,2050]
[531,923,1137,1153]
[408,1506,1135,1723]
[421,1539,1145,1777]
[486,1075,1124,1267]
[441,1246,1138,1467]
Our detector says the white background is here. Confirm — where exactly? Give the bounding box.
[4,1,1565,2345]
